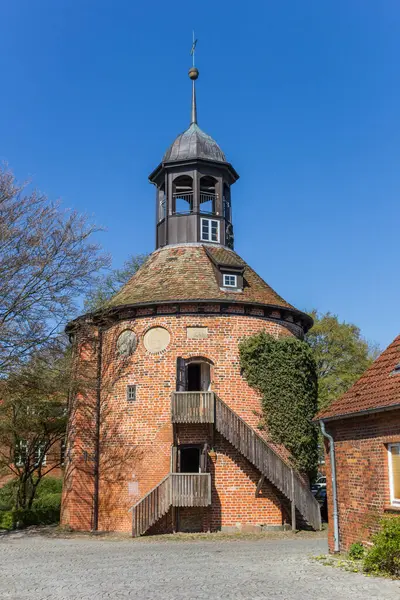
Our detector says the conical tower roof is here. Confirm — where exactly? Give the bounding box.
[105,244,312,332]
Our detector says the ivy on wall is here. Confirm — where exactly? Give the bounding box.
[239,331,318,477]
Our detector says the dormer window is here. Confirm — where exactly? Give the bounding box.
[201,218,220,242]
[393,363,400,375]
[223,274,237,288]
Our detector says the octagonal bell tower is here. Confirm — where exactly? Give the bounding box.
[149,66,239,249]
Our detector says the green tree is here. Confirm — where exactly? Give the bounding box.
[84,253,149,312]
[306,310,379,411]
[0,342,69,510]
[239,332,318,477]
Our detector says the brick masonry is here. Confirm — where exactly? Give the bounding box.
[61,310,294,533]
[324,409,400,552]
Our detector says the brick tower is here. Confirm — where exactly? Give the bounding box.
[61,62,320,535]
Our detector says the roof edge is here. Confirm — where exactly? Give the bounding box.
[66,299,313,335]
[148,157,240,183]
[315,402,400,423]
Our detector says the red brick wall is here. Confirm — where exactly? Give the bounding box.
[324,409,400,552]
[62,311,293,533]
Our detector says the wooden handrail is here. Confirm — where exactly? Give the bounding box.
[130,474,171,537]
[171,473,211,507]
[130,473,212,537]
[171,391,215,423]
[215,396,321,531]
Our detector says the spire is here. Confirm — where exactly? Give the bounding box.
[189,32,199,125]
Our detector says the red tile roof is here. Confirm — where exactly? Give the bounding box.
[316,334,400,421]
[109,244,294,309]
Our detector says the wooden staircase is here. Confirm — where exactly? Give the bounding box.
[215,396,321,531]
[130,473,211,537]
[130,393,321,536]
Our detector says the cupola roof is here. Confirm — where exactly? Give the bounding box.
[163,123,226,163]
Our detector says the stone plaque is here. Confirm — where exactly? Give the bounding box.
[187,327,208,340]
[128,481,139,496]
[116,330,137,357]
[144,327,170,353]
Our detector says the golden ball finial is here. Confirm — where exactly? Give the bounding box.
[188,67,199,80]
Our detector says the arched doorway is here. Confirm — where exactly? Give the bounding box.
[176,357,212,392]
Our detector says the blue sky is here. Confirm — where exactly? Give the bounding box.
[1,1,399,349]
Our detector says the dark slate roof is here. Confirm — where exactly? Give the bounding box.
[316,335,400,421]
[163,124,226,163]
[109,244,297,311]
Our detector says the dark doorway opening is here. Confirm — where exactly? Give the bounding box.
[187,363,201,391]
[180,447,200,473]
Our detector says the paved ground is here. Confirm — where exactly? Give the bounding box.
[1,532,399,599]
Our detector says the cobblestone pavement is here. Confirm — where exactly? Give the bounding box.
[1,533,399,599]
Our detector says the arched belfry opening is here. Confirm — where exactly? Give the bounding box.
[158,184,166,222]
[223,183,231,223]
[173,175,193,215]
[149,64,239,249]
[199,176,217,215]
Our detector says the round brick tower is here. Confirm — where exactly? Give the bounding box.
[61,64,320,535]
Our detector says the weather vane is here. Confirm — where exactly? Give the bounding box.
[189,31,199,125]
[190,31,198,67]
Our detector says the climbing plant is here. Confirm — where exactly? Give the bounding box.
[239,331,318,477]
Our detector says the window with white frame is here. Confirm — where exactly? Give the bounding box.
[388,443,400,505]
[15,440,46,467]
[60,439,66,466]
[15,440,27,467]
[201,218,219,242]
[35,443,46,467]
[223,274,237,288]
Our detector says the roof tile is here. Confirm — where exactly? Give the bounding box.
[109,245,294,309]
[317,335,400,421]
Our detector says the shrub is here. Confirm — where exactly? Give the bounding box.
[0,480,18,511]
[0,510,14,530]
[348,542,365,560]
[36,477,63,497]
[0,477,62,530]
[33,492,61,511]
[0,477,62,511]
[364,518,400,576]
[13,506,60,528]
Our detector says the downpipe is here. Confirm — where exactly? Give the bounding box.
[320,420,340,552]
[92,327,103,532]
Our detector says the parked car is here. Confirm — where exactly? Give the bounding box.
[311,475,326,495]
[314,486,328,522]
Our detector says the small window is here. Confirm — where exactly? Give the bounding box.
[15,440,46,467]
[15,440,27,467]
[223,274,237,288]
[127,385,136,402]
[201,218,220,242]
[60,439,66,466]
[388,443,400,505]
[35,443,46,467]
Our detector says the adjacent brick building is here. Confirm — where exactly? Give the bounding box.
[316,335,400,552]
[61,65,321,535]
